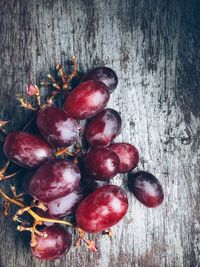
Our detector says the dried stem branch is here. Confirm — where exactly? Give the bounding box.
[0,187,74,227]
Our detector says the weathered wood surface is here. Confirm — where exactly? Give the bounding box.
[0,0,199,266]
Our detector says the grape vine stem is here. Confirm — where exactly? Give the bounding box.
[0,187,74,227]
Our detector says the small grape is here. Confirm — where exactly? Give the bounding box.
[85,108,122,147]
[84,148,119,180]
[129,171,164,207]
[31,225,72,260]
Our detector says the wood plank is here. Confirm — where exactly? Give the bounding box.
[0,0,199,266]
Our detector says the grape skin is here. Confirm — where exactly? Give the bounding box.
[84,148,120,180]
[3,131,52,169]
[64,80,110,119]
[28,159,81,203]
[128,171,164,207]
[85,108,122,147]
[109,142,139,173]
[31,225,72,260]
[75,185,128,233]
[37,106,79,148]
[46,187,85,218]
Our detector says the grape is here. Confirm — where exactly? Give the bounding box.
[75,185,128,233]
[81,67,118,93]
[85,108,122,147]
[84,148,119,180]
[28,159,81,203]
[128,171,164,207]
[31,225,72,260]
[46,187,85,218]
[3,131,52,169]
[109,143,139,173]
[37,106,79,148]
[64,80,110,119]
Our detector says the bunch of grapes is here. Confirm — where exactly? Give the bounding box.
[0,58,164,261]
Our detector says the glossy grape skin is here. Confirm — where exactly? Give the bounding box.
[37,107,79,148]
[3,131,52,169]
[31,225,72,260]
[64,80,110,119]
[28,159,81,203]
[109,143,139,173]
[46,187,85,218]
[75,185,128,233]
[84,148,119,180]
[85,108,122,147]
[128,171,164,207]
[81,67,118,93]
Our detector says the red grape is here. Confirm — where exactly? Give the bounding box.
[31,225,72,260]
[84,148,119,180]
[85,108,122,147]
[64,80,110,119]
[109,143,139,173]
[28,159,81,203]
[75,185,128,233]
[81,67,118,93]
[128,171,164,207]
[3,131,52,169]
[46,187,85,218]
[37,106,79,148]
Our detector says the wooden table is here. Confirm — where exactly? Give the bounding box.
[0,1,199,266]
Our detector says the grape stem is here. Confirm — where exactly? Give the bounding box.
[0,187,74,227]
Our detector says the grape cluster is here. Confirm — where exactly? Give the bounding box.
[0,61,164,261]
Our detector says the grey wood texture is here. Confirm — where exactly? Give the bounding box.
[0,0,199,266]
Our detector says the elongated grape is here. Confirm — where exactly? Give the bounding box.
[37,106,79,148]
[85,108,122,147]
[28,159,81,202]
[128,171,164,207]
[3,131,52,169]
[75,185,128,233]
[64,80,110,119]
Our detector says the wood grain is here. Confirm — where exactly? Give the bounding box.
[0,0,199,266]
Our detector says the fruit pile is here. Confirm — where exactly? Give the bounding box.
[0,58,164,261]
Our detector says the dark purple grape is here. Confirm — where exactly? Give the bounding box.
[64,80,110,119]
[3,131,52,169]
[85,109,122,147]
[84,148,119,180]
[109,143,139,173]
[46,187,85,218]
[81,67,118,93]
[37,107,79,148]
[75,185,128,233]
[31,225,72,260]
[28,159,81,203]
[128,171,164,207]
